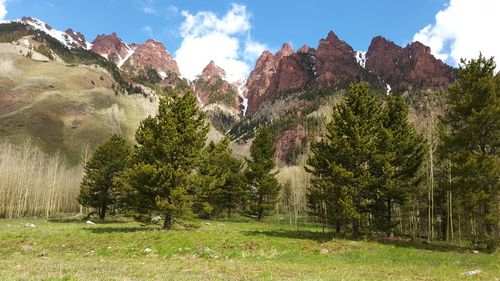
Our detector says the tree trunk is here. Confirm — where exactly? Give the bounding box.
[257,194,264,221]
[387,198,393,237]
[99,205,106,220]
[163,212,172,230]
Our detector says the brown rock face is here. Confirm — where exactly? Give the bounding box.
[194,61,239,110]
[298,45,312,53]
[246,43,294,115]
[274,124,307,165]
[315,31,370,86]
[365,36,455,92]
[124,39,179,75]
[65,28,87,49]
[246,32,376,115]
[271,52,315,93]
[91,33,129,64]
[201,60,226,78]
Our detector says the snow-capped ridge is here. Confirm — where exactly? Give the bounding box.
[16,17,91,50]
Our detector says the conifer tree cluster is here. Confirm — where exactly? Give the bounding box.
[77,56,498,250]
[438,55,499,251]
[78,91,280,229]
[307,82,425,237]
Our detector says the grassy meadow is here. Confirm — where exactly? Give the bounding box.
[0,217,498,281]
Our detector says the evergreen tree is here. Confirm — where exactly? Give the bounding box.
[119,92,208,229]
[372,95,425,236]
[307,82,382,236]
[196,137,245,218]
[245,126,281,220]
[78,135,130,220]
[439,55,499,250]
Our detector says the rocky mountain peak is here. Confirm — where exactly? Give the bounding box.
[368,36,401,52]
[315,31,366,85]
[319,31,354,54]
[65,28,87,49]
[201,60,226,78]
[91,32,129,61]
[298,45,313,53]
[21,17,52,30]
[275,43,294,61]
[123,39,179,75]
[408,41,432,55]
[365,36,455,92]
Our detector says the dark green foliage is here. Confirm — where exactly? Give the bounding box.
[439,55,499,251]
[307,82,425,237]
[78,135,130,220]
[308,83,382,236]
[245,126,281,220]
[194,77,238,107]
[132,67,162,85]
[372,95,425,235]
[195,137,245,218]
[118,92,209,229]
[34,44,54,60]
[206,108,239,133]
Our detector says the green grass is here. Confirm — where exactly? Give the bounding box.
[0,217,498,280]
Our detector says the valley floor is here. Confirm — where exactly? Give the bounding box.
[0,217,498,281]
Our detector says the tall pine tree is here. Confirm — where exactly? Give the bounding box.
[78,135,130,220]
[439,55,499,250]
[196,137,245,218]
[119,92,208,229]
[308,83,382,236]
[372,95,425,236]
[245,126,281,220]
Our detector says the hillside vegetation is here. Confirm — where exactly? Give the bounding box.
[0,53,156,164]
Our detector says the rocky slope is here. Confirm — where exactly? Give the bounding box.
[246,32,383,116]
[193,61,240,132]
[236,30,456,164]
[365,36,455,93]
[91,33,132,66]
[65,28,88,49]
[122,39,179,76]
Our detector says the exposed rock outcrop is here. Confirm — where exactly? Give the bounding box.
[123,39,179,76]
[365,36,455,92]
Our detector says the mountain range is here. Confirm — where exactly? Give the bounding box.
[0,17,455,164]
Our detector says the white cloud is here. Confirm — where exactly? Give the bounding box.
[142,6,157,14]
[166,4,178,15]
[413,0,500,68]
[142,26,153,37]
[244,39,267,61]
[0,0,7,20]
[174,3,267,82]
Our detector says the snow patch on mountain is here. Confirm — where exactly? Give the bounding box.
[16,17,78,49]
[355,51,366,68]
[236,81,248,116]
[117,45,135,68]
[386,83,392,95]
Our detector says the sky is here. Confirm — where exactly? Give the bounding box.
[1,0,499,81]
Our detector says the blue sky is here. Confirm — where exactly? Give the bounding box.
[3,0,447,51]
[2,0,499,80]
